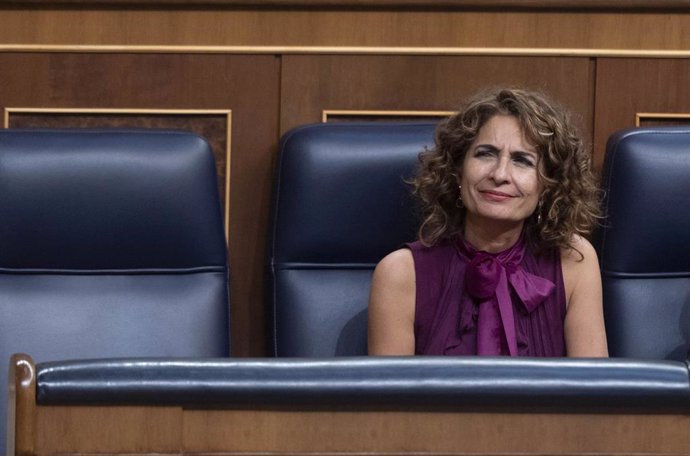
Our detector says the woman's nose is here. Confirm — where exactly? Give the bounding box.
[490,155,511,183]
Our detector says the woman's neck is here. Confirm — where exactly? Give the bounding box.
[463,218,524,253]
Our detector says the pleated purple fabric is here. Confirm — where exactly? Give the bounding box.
[408,235,566,357]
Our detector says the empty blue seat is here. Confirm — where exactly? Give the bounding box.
[598,127,690,359]
[0,129,230,453]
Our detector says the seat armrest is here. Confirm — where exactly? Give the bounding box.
[36,357,690,412]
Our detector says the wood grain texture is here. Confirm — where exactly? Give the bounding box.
[19,400,690,455]
[4,0,690,9]
[0,9,689,51]
[36,406,183,453]
[9,354,37,456]
[594,58,690,169]
[280,54,595,146]
[111,407,690,454]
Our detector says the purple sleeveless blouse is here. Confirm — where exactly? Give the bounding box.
[408,235,566,357]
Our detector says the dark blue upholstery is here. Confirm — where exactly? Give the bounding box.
[0,129,229,453]
[34,357,690,412]
[268,122,436,356]
[598,127,690,360]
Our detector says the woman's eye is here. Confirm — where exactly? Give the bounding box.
[475,149,494,157]
[513,155,535,167]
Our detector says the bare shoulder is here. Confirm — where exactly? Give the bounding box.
[560,234,601,306]
[561,234,598,267]
[560,235,608,357]
[372,248,415,287]
[368,248,416,355]
[369,248,416,314]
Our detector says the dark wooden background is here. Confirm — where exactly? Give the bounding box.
[1,2,689,356]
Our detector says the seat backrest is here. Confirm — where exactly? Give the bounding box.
[268,122,436,356]
[598,127,690,360]
[0,129,229,452]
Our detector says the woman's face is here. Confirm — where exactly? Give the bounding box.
[459,114,542,230]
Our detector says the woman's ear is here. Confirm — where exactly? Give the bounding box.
[455,165,464,186]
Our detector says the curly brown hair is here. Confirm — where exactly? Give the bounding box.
[413,87,601,253]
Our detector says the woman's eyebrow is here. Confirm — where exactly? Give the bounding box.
[511,147,538,157]
[475,144,537,157]
[474,144,499,151]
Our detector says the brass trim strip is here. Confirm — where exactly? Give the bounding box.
[3,107,232,240]
[2,45,690,58]
[635,112,690,127]
[322,110,454,122]
[4,107,233,115]
[225,111,232,240]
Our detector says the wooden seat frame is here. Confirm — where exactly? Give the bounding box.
[8,354,690,456]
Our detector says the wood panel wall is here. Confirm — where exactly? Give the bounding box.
[1,8,690,49]
[1,2,689,356]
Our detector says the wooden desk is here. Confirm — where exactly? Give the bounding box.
[9,353,690,456]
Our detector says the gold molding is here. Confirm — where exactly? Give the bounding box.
[3,107,232,240]
[322,110,454,122]
[2,45,690,58]
[635,112,690,127]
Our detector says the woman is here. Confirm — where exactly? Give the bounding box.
[368,88,608,357]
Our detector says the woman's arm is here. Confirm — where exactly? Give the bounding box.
[561,235,609,357]
[367,248,416,355]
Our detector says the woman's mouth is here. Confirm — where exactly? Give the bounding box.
[480,190,515,202]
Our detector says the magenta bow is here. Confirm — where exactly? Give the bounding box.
[460,236,555,356]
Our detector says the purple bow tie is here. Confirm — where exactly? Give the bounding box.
[459,236,555,356]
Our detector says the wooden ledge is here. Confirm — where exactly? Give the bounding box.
[2,0,690,10]
[8,354,37,456]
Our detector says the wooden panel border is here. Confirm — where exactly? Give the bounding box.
[636,112,690,127]
[5,0,690,9]
[322,110,454,122]
[2,45,690,58]
[3,107,232,240]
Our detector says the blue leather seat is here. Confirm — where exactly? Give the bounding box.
[598,127,690,360]
[0,129,229,453]
[268,122,436,356]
